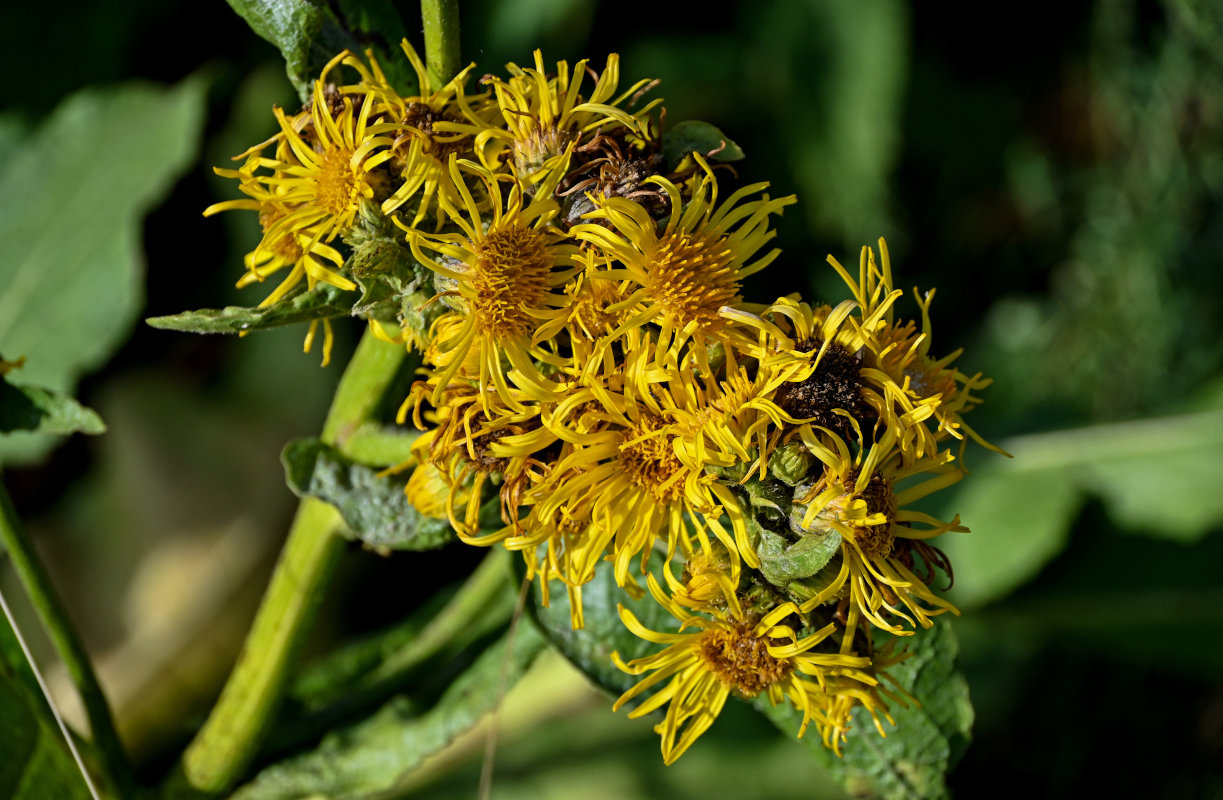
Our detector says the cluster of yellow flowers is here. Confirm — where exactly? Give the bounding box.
[208,41,998,765]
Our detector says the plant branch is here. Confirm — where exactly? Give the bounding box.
[0,482,135,798]
[421,0,461,87]
[179,329,408,795]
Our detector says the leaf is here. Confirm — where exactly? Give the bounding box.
[525,556,676,697]
[146,282,351,335]
[337,422,421,468]
[757,618,973,800]
[935,405,1223,609]
[281,437,457,551]
[0,374,105,437]
[231,622,546,800]
[0,615,92,800]
[0,79,206,464]
[226,0,415,101]
[757,525,843,587]
[662,120,746,171]
[1070,409,1223,542]
[937,466,1081,610]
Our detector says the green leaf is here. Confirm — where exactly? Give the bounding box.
[662,120,746,171]
[1069,409,1223,542]
[146,282,351,335]
[0,79,206,465]
[936,406,1223,609]
[937,466,1082,610]
[525,557,675,697]
[231,622,546,800]
[281,437,456,551]
[0,374,105,438]
[226,0,415,101]
[757,618,973,800]
[757,525,843,587]
[0,616,92,800]
[337,422,421,468]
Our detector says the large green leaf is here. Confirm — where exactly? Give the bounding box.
[937,465,1081,610]
[281,437,456,551]
[937,405,1223,609]
[226,0,414,102]
[0,612,92,800]
[0,78,206,464]
[0,373,105,438]
[525,557,676,697]
[231,622,546,800]
[757,618,972,800]
[146,283,351,335]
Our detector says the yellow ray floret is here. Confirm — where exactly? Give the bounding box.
[402,157,582,412]
[612,574,891,764]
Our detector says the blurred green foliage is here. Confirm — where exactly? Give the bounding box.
[2,0,1222,797]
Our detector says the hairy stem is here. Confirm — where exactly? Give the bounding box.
[421,0,461,87]
[180,330,407,794]
[0,482,135,798]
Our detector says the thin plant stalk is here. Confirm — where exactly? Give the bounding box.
[0,483,135,798]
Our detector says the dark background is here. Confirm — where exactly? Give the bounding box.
[2,1,1222,797]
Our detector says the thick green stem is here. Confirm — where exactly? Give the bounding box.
[181,330,407,794]
[0,482,136,798]
[421,0,461,87]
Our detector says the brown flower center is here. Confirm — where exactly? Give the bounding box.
[619,414,686,502]
[697,618,791,698]
[774,339,870,438]
[847,468,897,559]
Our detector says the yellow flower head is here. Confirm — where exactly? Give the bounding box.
[403,157,582,412]
[403,378,553,541]
[793,429,965,638]
[351,41,500,229]
[206,52,397,301]
[612,574,888,764]
[573,156,796,369]
[829,239,1005,462]
[504,331,753,593]
[469,51,661,186]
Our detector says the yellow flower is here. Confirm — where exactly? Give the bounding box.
[792,429,965,638]
[829,239,1005,462]
[404,380,553,541]
[572,156,796,370]
[206,52,397,304]
[353,40,499,229]
[612,574,888,764]
[465,51,661,186]
[402,157,582,412]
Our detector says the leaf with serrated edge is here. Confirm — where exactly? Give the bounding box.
[756,618,972,800]
[230,623,545,800]
[281,437,457,551]
[147,283,350,334]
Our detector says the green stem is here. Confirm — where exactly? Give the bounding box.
[180,330,407,794]
[421,0,461,88]
[0,482,136,798]
[363,547,510,687]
